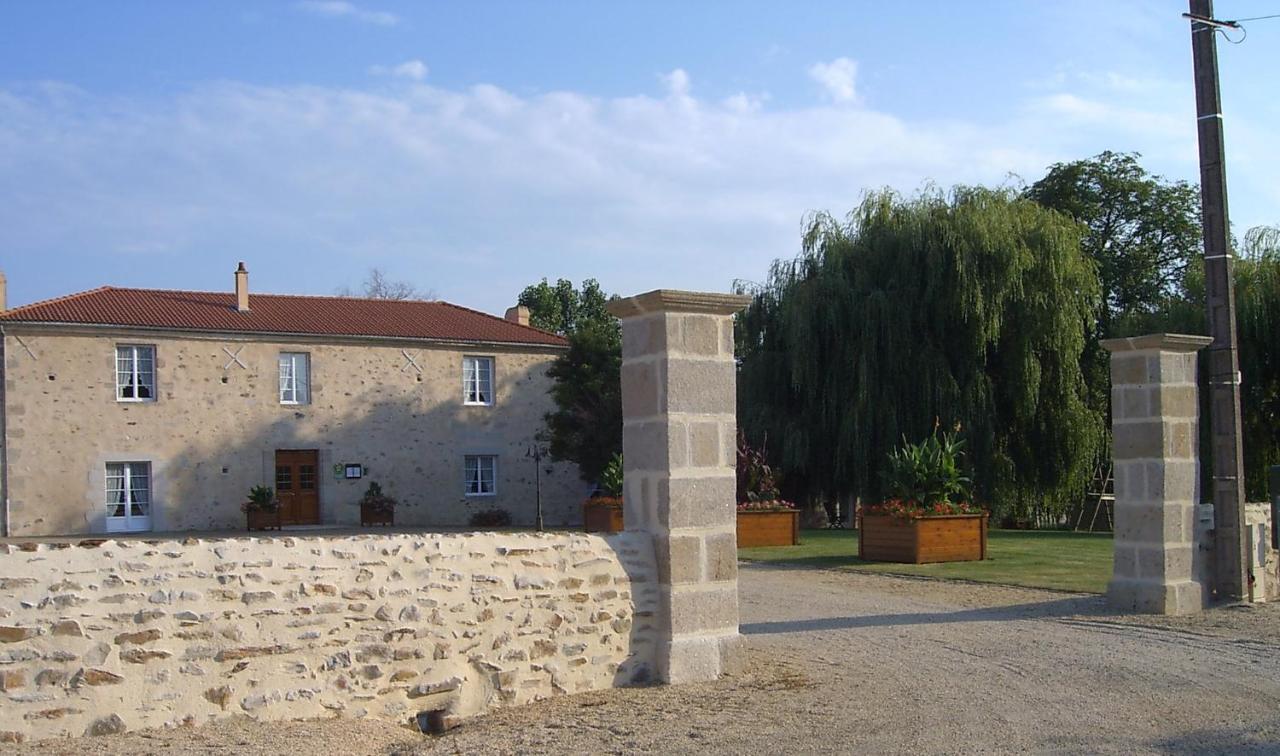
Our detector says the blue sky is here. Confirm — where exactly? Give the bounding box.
[2,1,1278,314]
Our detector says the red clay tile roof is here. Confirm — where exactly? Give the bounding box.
[0,287,567,347]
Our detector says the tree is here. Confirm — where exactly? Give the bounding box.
[545,322,623,485]
[1026,151,1201,333]
[517,278,614,336]
[338,268,433,300]
[518,278,622,484]
[1150,226,1280,500]
[737,187,1103,521]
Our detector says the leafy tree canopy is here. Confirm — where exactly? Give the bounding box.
[518,278,615,337]
[519,278,622,484]
[737,187,1103,519]
[1026,151,1200,332]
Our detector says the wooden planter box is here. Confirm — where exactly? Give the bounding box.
[361,504,394,527]
[737,510,800,547]
[245,508,281,532]
[858,514,988,563]
[583,504,624,533]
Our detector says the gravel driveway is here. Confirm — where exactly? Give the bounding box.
[17,565,1280,755]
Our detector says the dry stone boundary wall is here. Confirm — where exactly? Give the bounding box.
[0,530,658,743]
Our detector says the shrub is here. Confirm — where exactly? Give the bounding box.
[599,453,624,498]
[468,508,512,528]
[359,481,397,514]
[241,485,277,513]
[868,430,983,518]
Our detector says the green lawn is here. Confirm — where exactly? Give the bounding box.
[739,529,1114,594]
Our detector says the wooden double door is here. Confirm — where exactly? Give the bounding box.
[275,449,320,525]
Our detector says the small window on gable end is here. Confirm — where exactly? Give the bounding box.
[463,356,494,406]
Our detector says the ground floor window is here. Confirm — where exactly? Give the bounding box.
[105,462,152,532]
[464,455,497,496]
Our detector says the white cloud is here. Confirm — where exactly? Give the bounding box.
[662,68,691,98]
[1,65,1266,316]
[370,59,428,81]
[295,1,398,26]
[808,57,859,103]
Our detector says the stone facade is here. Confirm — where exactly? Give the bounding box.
[1246,503,1279,602]
[1,327,585,536]
[608,290,749,684]
[0,530,658,743]
[1102,333,1213,615]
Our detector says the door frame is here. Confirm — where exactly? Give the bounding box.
[274,448,321,526]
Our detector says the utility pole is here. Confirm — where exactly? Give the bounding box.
[1187,0,1248,602]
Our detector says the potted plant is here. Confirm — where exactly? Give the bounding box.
[736,433,800,547]
[859,430,988,563]
[242,485,281,531]
[359,481,397,527]
[583,453,625,533]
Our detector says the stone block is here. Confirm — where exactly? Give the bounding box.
[1164,421,1193,460]
[704,530,738,583]
[1115,386,1152,420]
[0,669,26,691]
[1145,461,1197,503]
[678,315,720,357]
[0,625,35,643]
[657,476,736,529]
[664,359,736,414]
[1153,385,1198,419]
[1110,354,1152,386]
[620,361,661,419]
[624,420,685,472]
[659,635,730,684]
[1112,421,1163,460]
[688,422,721,468]
[666,585,738,636]
[655,534,703,585]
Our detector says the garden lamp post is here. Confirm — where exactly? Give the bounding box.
[526,442,546,532]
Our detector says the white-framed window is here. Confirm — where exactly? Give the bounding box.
[116,345,156,402]
[463,356,494,406]
[105,462,152,533]
[279,352,310,405]
[464,455,497,496]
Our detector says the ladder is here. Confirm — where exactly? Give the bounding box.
[1075,462,1114,533]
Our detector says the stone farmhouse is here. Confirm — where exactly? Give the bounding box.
[0,265,586,537]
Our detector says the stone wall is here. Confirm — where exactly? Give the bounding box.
[2,327,584,536]
[0,530,657,743]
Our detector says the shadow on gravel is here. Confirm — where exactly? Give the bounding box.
[1146,717,1280,754]
[741,596,1109,635]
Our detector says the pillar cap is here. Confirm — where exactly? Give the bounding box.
[606,289,751,318]
[1100,333,1213,354]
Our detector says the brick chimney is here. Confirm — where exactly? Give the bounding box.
[0,270,6,313]
[235,262,250,312]
[504,305,530,326]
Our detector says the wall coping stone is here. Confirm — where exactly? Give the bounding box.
[606,290,751,319]
[1100,333,1214,354]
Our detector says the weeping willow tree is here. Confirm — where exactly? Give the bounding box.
[737,187,1104,520]
[1136,225,1280,499]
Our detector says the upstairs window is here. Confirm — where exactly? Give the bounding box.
[464,455,497,496]
[463,356,494,405]
[279,352,311,405]
[116,345,156,402]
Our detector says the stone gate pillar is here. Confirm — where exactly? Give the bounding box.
[607,290,750,683]
[1102,333,1213,614]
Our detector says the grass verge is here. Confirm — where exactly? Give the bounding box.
[739,528,1113,594]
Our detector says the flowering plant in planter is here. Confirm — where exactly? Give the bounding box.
[585,453,625,509]
[867,430,983,519]
[737,499,797,513]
